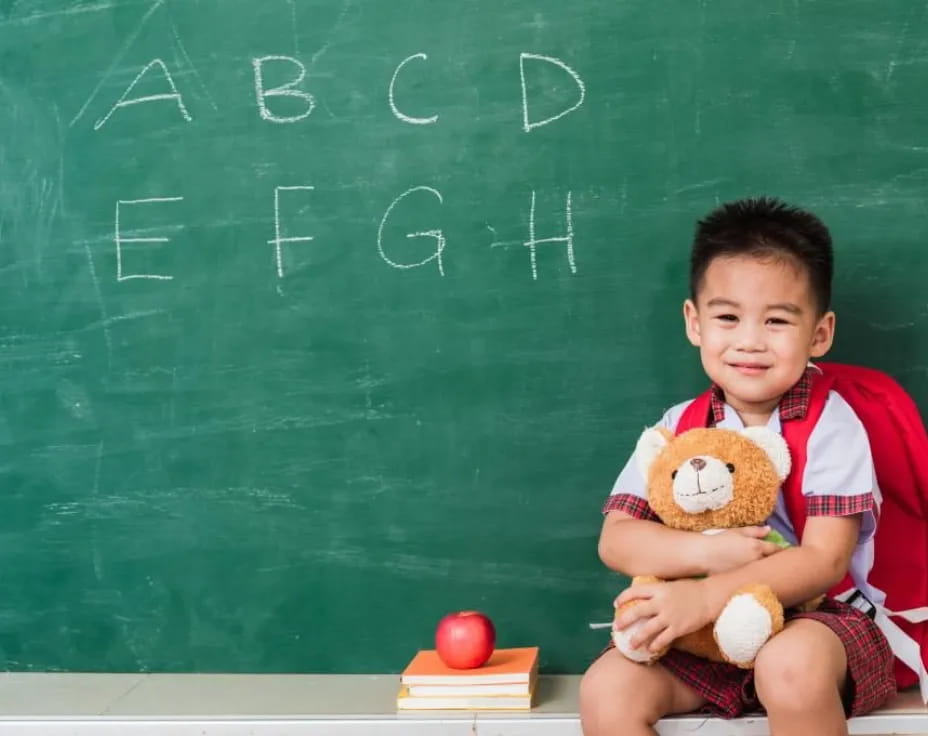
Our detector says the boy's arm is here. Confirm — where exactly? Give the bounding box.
[701,514,860,614]
[599,511,711,578]
[599,511,781,579]
[614,514,860,654]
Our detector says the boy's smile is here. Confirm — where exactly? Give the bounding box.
[731,363,769,376]
[683,255,835,424]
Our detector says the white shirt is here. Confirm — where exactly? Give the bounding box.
[606,390,881,601]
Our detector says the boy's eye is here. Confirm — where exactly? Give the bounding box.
[767,318,789,325]
[716,314,737,322]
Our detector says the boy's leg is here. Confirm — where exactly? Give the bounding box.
[579,647,706,736]
[753,618,848,736]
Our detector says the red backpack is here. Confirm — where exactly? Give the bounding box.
[676,363,928,698]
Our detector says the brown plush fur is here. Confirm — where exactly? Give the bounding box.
[647,427,780,531]
[614,427,818,668]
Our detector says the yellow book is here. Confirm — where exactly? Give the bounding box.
[396,684,534,711]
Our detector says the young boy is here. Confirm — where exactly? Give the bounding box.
[579,198,897,736]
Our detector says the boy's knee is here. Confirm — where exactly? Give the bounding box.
[580,651,671,726]
[753,627,845,711]
[579,656,633,715]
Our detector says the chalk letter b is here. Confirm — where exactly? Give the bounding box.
[253,55,315,124]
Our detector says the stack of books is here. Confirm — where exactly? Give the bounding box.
[396,646,539,710]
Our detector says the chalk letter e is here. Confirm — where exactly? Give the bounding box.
[114,197,184,281]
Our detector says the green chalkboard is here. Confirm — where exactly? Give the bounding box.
[0,0,925,674]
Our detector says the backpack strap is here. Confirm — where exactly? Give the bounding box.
[780,367,856,596]
[675,390,713,434]
[779,369,835,540]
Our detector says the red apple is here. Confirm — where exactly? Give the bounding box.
[435,610,496,669]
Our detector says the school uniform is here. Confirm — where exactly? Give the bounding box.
[601,366,897,717]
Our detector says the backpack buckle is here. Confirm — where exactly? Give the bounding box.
[840,588,877,620]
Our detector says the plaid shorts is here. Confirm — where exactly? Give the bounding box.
[605,598,897,718]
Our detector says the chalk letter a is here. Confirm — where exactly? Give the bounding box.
[94,58,192,131]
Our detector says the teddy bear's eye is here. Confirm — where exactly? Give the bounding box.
[671,470,677,480]
[726,463,736,473]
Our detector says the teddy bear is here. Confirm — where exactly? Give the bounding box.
[611,425,818,669]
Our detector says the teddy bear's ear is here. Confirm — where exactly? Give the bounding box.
[740,427,792,481]
[635,427,673,479]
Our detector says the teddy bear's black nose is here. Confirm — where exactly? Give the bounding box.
[689,458,707,471]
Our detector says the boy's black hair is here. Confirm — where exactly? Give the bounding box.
[690,196,833,314]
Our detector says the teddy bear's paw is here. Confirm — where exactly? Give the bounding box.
[612,621,658,663]
[713,593,776,668]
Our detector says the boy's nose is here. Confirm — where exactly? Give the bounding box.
[689,458,706,471]
[734,323,766,351]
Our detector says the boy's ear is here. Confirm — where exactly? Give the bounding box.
[809,310,835,358]
[683,299,701,347]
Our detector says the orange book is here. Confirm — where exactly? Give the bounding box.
[400,646,539,686]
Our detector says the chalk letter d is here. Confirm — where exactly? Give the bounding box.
[519,53,586,133]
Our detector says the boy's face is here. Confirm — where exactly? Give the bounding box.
[683,254,835,420]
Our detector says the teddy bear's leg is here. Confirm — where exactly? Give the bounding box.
[612,576,666,664]
[674,623,727,662]
[712,583,785,669]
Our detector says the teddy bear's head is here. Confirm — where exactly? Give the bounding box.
[635,426,791,532]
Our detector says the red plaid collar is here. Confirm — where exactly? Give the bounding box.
[709,365,820,425]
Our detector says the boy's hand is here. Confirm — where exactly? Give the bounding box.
[701,526,783,574]
[613,578,714,653]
